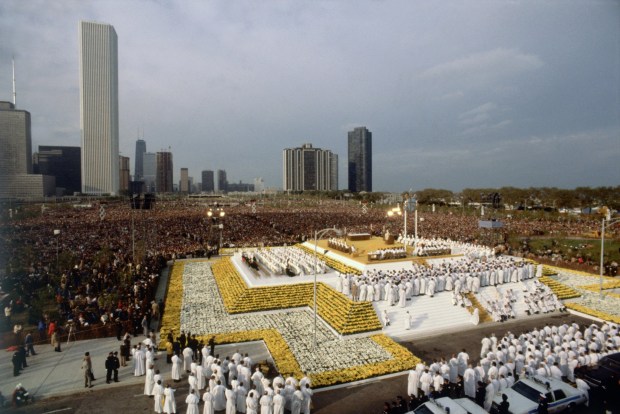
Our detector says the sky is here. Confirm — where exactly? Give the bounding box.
[1,0,619,192]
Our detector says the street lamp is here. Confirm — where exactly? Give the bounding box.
[207,208,226,252]
[599,214,619,299]
[53,229,60,270]
[313,227,342,350]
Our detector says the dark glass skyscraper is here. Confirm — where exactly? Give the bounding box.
[134,139,146,180]
[35,146,81,195]
[201,170,214,192]
[348,126,372,192]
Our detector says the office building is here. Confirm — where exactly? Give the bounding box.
[348,126,372,192]
[0,101,55,198]
[201,170,214,192]
[34,145,81,196]
[227,181,255,192]
[180,168,189,193]
[156,151,173,193]
[282,143,338,192]
[79,20,119,195]
[217,169,227,193]
[134,139,146,181]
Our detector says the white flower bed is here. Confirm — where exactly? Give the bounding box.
[180,262,391,373]
[554,271,620,318]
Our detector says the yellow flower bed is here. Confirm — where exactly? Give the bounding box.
[579,280,620,292]
[538,276,581,299]
[159,259,421,388]
[159,262,185,349]
[212,257,382,334]
[295,244,362,275]
[310,334,421,387]
[565,303,620,324]
[464,292,492,323]
[542,266,559,276]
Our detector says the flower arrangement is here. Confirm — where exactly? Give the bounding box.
[211,257,382,334]
[565,302,620,324]
[538,276,581,299]
[158,259,421,388]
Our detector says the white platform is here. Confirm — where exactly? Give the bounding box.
[228,249,546,342]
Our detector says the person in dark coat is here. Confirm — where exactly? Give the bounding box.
[12,352,20,376]
[105,352,115,384]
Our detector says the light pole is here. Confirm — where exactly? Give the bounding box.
[599,215,619,299]
[313,227,342,350]
[53,229,60,270]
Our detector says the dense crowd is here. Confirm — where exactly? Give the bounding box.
[397,321,620,413]
[1,198,611,338]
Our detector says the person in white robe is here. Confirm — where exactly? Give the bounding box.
[163,384,177,414]
[153,380,164,414]
[188,373,198,395]
[171,354,183,381]
[457,349,469,376]
[291,387,304,414]
[382,309,390,327]
[185,390,200,414]
[259,392,272,414]
[202,388,214,414]
[463,365,476,398]
[246,390,259,414]
[448,356,459,383]
[272,389,285,414]
[484,381,495,411]
[144,364,155,396]
[225,385,237,414]
[405,311,413,330]
[398,284,407,307]
[195,364,205,390]
[236,383,248,414]
[471,308,480,325]
[252,368,265,396]
[419,369,432,396]
[301,384,313,414]
[211,381,226,411]
[153,370,163,396]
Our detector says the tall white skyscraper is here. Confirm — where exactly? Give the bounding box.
[79,21,119,195]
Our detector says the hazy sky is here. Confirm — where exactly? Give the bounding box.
[1,0,618,192]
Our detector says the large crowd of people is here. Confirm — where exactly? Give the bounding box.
[400,321,619,413]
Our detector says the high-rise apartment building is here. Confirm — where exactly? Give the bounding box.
[79,20,119,195]
[156,151,173,193]
[34,145,81,195]
[348,127,372,192]
[134,139,146,181]
[180,168,189,193]
[201,170,214,192]
[217,169,228,193]
[282,143,338,192]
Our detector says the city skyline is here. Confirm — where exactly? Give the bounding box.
[1,1,619,192]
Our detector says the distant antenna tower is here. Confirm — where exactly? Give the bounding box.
[12,57,17,106]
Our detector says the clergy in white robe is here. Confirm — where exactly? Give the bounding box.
[259,392,272,414]
[226,386,237,414]
[185,390,200,414]
[419,370,432,396]
[188,373,198,394]
[195,364,205,390]
[183,347,194,373]
[407,369,419,397]
[301,385,313,414]
[246,391,259,414]
[273,390,285,414]
[163,385,177,414]
[291,388,304,414]
[398,285,407,307]
[153,381,164,414]
[236,384,248,413]
[144,365,155,396]
[405,311,413,330]
[463,366,476,398]
[202,388,214,414]
[171,354,183,381]
[484,381,495,411]
[212,381,226,411]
